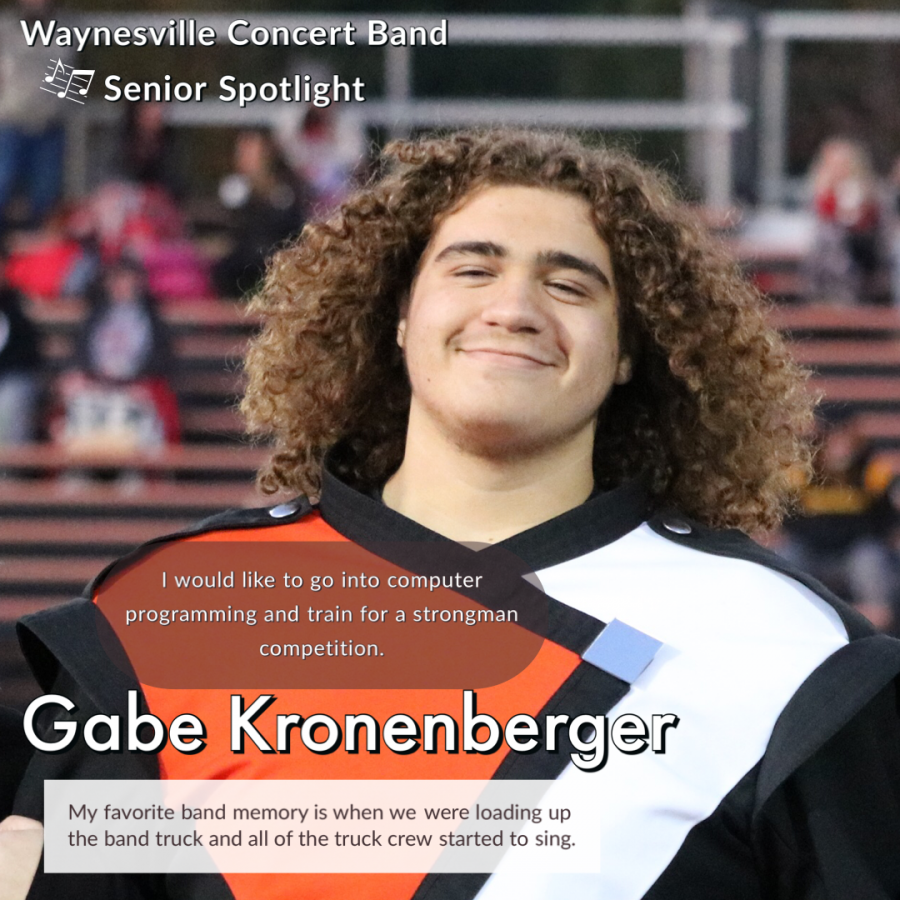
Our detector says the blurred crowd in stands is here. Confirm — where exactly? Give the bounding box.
[777,138,900,635]
[1,0,900,634]
[0,95,366,451]
[0,0,366,478]
[775,419,900,634]
[0,0,368,464]
[805,136,900,309]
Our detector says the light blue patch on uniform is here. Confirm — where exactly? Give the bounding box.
[582,618,663,684]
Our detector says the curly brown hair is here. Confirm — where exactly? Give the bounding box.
[242,128,813,533]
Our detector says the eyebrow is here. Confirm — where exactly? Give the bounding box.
[433,241,505,262]
[432,241,611,289]
[536,250,611,289]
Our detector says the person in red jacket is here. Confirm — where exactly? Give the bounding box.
[804,137,882,304]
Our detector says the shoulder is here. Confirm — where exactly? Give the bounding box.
[181,496,314,536]
[757,633,900,806]
[645,509,875,641]
[550,506,863,677]
[653,514,900,853]
[16,496,315,698]
[646,509,900,740]
[88,496,316,594]
[605,510,893,757]
[749,633,900,896]
[643,512,900,893]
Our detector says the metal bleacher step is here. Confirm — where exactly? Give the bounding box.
[752,271,808,300]
[0,596,70,622]
[770,305,900,339]
[0,479,264,518]
[851,412,900,449]
[174,369,245,401]
[45,333,250,367]
[26,298,252,331]
[810,376,900,409]
[181,407,245,440]
[0,444,267,474]
[791,340,900,374]
[0,555,112,596]
[0,518,193,555]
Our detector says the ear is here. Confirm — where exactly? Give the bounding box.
[396,284,413,349]
[614,354,632,385]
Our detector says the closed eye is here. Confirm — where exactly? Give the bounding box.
[453,266,494,278]
[547,280,589,299]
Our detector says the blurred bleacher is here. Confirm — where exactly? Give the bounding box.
[0,297,273,709]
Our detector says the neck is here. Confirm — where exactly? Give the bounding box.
[381,411,596,544]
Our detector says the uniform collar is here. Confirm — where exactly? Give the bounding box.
[318,468,654,572]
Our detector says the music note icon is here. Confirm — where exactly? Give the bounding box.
[44,58,64,84]
[57,68,95,100]
[76,71,94,95]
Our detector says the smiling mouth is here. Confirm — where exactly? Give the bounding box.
[459,347,556,367]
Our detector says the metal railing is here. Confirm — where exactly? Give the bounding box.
[64,12,749,209]
[759,12,900,205]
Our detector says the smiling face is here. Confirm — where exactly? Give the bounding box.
[398,184,631,460]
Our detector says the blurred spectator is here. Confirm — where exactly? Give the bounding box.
[0,0,72,231]
[779,420,897,631]
[3,174,213,302]
[56,258,179,454]
[4,210,87,300]
[888,156,900,308]
[59,100,215,302]
[0,271,41,444]
[803,138,881,305]
[213,129,306,298]
[76,259,173,383]
[120,101,184,199]
[68,180,212,302]
[275,106,367,214]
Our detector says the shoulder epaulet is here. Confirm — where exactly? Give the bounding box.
[186,496,314,535]
[16,496,314,702]
[80,495,314,599]
[646,510,875,642]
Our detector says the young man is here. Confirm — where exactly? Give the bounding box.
[8,129,900,899]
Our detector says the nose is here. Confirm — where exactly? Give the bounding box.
[479,274,546,333]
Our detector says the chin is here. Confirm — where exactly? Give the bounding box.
[448,413,560,459]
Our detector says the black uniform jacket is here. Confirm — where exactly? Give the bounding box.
[11,473,900,900]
